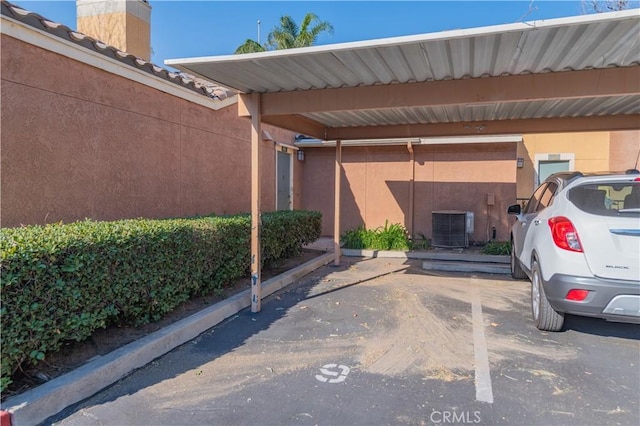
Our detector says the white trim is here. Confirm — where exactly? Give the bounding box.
[1,15,237,111]
[534,153,575,187]
[419,135,523,145]
[295,135,522,148]
[275,141,299,151]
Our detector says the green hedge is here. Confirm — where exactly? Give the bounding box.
[0,210,321,393]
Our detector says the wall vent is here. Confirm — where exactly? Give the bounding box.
[432,210,468,248]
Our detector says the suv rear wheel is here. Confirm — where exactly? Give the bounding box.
[531,257,564,331]
[510,238,527,279]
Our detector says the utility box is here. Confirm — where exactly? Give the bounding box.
[466,211,475,234]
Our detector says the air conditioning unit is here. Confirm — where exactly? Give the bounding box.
[432,210,469,248]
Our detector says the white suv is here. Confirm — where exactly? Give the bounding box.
[508,171,640,331]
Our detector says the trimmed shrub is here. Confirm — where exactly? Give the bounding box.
[341,220,410,251]
[0,210,321,392]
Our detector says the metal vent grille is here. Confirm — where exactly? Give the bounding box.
[432,211,467,248]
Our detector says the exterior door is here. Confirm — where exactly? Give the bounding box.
[276,150,292,211]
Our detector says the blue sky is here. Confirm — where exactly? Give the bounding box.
[11,1,637,66]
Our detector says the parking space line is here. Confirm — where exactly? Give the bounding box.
[471,285,494,404]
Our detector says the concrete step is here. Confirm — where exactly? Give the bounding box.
[422,260,511,275]
[418,252,509,264]
[339,247,510,274]
[341,248,509,265]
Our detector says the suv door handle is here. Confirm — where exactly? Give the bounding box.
[533,219,541,225]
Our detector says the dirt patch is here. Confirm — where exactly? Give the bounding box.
[358,281,474,377]
[4,249,325,400]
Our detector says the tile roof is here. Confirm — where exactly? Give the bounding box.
[1,0,234,101]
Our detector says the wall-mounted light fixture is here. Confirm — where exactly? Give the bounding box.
[516,157,524,168]
[297,149,305,161]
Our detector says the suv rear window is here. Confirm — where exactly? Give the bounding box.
[568,182,640,216]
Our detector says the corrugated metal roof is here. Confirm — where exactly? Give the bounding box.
[167,10,640,93]
[302,95,640,127]
[166,10,640,138]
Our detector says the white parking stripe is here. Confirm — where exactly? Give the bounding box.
[471,285,494,403]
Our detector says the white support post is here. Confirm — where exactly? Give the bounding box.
[334,139,342,266]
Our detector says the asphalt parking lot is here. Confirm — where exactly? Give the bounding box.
[49,257,639,426]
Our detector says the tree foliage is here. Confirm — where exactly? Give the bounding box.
[234,39,266,54]
[234,13,333,54]
[581,0,637,12]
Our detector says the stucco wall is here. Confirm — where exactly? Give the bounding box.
[609,131,640,171]
[77,0,151,60]
[517,131,640,201]
[1,34,296,227]
[518,132,610,199]
[300,142,517,243]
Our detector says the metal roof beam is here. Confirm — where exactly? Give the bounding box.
[325,114,640,140]
[261,115,327,139]
[260,67,640,116]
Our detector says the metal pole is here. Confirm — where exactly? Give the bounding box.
[257,20,261,45]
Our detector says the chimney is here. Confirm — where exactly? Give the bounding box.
[76,0,151,60]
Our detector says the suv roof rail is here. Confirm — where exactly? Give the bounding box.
[548,171,583,183]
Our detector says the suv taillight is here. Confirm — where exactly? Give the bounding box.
[548,216,583,252]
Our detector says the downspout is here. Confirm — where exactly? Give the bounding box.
[407,141,415,239]
[334,139,342,266]
[274,142,278,211]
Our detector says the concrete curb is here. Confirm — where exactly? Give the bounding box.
[341,248,509,264]
[2,252,334,426]
[422,260,510,275]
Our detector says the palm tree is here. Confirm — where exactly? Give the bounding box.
[234,13,333,54]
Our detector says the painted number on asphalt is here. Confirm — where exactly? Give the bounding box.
[316,364,350,383]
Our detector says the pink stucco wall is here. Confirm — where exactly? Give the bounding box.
[609,131,640,171]
[300,142,517,243]
[1,34,297,227]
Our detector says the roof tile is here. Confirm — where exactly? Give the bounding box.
[1,0,234,101]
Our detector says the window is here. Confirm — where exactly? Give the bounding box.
[569,182,640,216]
[525,183,548,214]
[538,161,570,183]
[534,153,575,187]
[538,182,558,210]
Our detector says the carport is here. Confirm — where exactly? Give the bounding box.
[166,10,640,312]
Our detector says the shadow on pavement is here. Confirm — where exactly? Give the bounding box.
[563,314,640,339]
